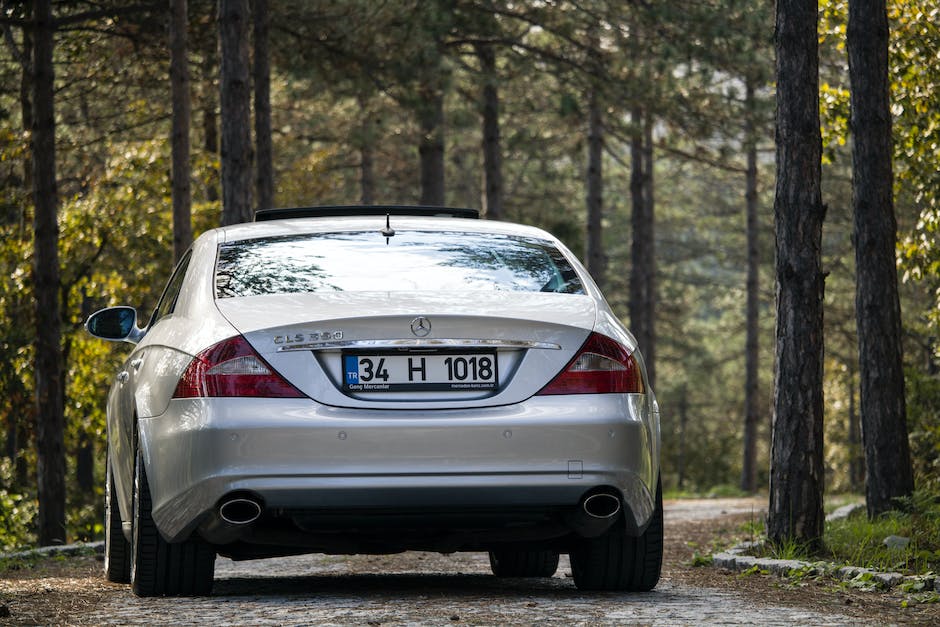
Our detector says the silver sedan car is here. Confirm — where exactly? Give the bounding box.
[86,206,662,597]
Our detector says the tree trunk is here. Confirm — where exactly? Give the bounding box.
[357,95,375,205]
[201,0,219,203]
[476,43,503,221]
[219,0,253,224]
[847,369,865,491]
[19,17,33,227]
[642,116,656,389]
[847,0,914,517]
[585,84,605,288]
[170,0,193,262]
[677,385,688,491]
[253,0,273,211]
[417,78,445,206]
[32,0,67,547]
[741,79,761,493]
[629,109,655,382]
[768,0,826,548]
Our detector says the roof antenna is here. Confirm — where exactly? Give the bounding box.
[381,212,395,244]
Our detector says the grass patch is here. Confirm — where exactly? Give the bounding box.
[739,490,940,576]
[826,492,940,574]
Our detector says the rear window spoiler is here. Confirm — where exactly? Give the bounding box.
[254,206,480,221]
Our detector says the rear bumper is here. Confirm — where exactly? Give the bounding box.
[137,394,659,544]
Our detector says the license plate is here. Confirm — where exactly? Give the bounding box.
[342,351,498,392]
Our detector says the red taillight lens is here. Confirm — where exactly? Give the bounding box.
[537,332,644,395]
[173,336,305,398]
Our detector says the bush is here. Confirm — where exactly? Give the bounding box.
[0,458,37,552]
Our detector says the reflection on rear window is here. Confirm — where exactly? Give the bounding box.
[215,231,584,298]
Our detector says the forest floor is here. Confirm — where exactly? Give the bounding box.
[1,497,938,625]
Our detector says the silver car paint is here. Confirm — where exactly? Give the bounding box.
[105,215,660,549]
[139,394,656,543]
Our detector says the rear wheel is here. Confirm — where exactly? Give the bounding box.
[104,456,131,583]
[570,479,663,591]
[130,448,215,596]
[488,549,560,577]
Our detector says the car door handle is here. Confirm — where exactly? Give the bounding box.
[131,358,143,371]
[117,371,129,384]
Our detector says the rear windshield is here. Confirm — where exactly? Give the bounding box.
[215,231,584,298]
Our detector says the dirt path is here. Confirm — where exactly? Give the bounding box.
[2,498,937,625]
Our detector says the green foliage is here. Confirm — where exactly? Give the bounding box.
[0,459,36,552]
[738,564,770,578]
[843,570,883,591]
[0,0,937,549]
[826,490,940,574]
[907,369,940,492]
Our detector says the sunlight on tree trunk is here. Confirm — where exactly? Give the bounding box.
[847,0,914,517]
[768,0,825,548]
[31,0,67,547]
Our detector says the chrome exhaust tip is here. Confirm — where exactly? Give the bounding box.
[566,489,622,538]
[582,492,622,520]
[219,497,263,525]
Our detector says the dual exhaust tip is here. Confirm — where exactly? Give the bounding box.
[211,490,621,538]
[569,489,622,538]
[218,496,263,526]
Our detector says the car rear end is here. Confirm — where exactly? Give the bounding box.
[140,216,660,573]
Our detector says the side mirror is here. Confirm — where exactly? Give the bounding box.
[85,306,144,344]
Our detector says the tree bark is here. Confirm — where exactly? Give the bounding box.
[768,0,826,548]
[417,79,445,207]
[219,0,253,224]
[476,42,503,221]
[642,115,656,389]
[201,0,219,203]
[847,0,914,517]
[253,0,273,211]
[357,95,375,205]
[585,84,605,289]
[31,0,67,546]
[741,79,761,493]
[847,369,865,491]
[170,0,193,262]
[629,109,655,384]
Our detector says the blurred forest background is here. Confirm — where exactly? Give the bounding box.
[0,0,938,549]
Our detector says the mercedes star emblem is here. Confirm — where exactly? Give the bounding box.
[410,316,431,337]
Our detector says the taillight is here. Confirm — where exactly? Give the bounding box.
[537,332,644,395]
[173,336,305,398]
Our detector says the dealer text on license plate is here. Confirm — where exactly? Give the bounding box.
[342,352,498,392]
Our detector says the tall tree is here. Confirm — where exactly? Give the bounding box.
[417,77,445,206]
[253,0,273,210]
[31,0,66,546]
[476,41,503,220]
[169,0,193,262]
[740,78,761,493]
[629,109,655,387]
[357,94,376,205]
[768,0,826,547]
[219,0,252,224]
[585,81,605,287]
[847,0,914,517]
[199,0,220,203]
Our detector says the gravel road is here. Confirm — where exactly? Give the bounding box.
[6,497,934,625]
[72,497,865,626]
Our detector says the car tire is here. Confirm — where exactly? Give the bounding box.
[570,479,663,591]
[104,456,131,583]
[488,549,560,578]
[130,448,215,596]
